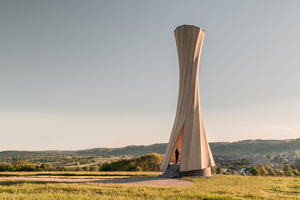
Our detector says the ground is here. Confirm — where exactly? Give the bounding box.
[0,173,299,199]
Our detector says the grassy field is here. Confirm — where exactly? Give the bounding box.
[0,174,300,199]
[0,171,161,179]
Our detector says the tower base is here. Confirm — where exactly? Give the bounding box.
[179,167,211,177]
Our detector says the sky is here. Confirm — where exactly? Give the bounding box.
[1,1,300,151]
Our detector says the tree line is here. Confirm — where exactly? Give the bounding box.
[1,153,299,177]
[0,155,96,166]
[0,153,163,172]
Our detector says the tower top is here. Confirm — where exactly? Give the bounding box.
[174,25,205,32]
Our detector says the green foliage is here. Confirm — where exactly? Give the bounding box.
[216,167,224,174]
[211,166,217,174]
[263,165,274,175]
[56,166,68,171]
[259,167,268,176]
[283,164,293,171]
[90,166,99,171]
[100,153,164,172]
[275,168,284,176]
[0,164,15,172]
[295,161,300,171]
[0,162,103,172]
[284,170,294,176]
[231,170,238,175]
[292,169,300,176]
[40,163,52,171]
[251,167,259,176]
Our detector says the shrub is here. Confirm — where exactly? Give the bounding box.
[275,169,284,176]
[259,167,268,176]
[217,167,225,174]
[251,167,259,176]
[231,170,238,175]
[90,166,99,171]
[56,166,67,171]
[285,170,294,177]
[211,166,217,174]
[100,153,164,172]
[41,163,52,171]
[292,169,299,176]
[0,164,15,172]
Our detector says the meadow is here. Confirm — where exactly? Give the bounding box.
[0,171,161,179]
[0,174,300,199]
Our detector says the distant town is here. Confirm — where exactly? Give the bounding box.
[214,150,300,175]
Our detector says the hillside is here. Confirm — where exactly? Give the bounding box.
[0,139,299,158]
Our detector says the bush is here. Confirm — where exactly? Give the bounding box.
[41,163,52,171]
[90,166,99,171]
[56,166,67,171]
[100,153,164,172]
[259,167,268,176]
[251,167,259,176]
[217,167,225,174]
[284,170,294,177]
[231,170,238,175]
[283,164,293,172]
[296,161,300,171]
[292,169,299,176]
[211,166,217,174]
[275,169,284,176]
[0,164,15,172]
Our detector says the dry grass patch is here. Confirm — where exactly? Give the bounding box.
[0,174,300,199]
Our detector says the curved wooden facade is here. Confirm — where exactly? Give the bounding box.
[161,25,215,173]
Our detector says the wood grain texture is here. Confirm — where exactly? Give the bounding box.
[161,25,215,172]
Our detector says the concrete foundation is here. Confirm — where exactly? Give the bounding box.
[179,167,211,177]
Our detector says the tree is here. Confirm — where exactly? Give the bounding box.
[292,169,299,176]
[283,164,292,172]
[56,166,67,171]
[217,168,225,174]
[275,169,284,176]
[211,166,217,174]
[251,167,259,176]
[231,170,238,175]
[0,164,15,172]
[264,165,274,175]
[40,163,52,171]
[295,161,300,171]
[285,170,294,177]
[259,167,268,176]
[90,166,99,171]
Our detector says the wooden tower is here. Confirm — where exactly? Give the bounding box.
[161,25,215,176]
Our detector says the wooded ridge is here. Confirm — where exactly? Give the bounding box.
[1,138,300,158]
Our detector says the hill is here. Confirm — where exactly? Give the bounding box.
[0,138,299,158]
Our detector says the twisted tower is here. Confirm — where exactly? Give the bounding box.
[161,25,215,176]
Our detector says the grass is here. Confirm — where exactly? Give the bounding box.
[0,174,300,199]
[0,171,162,179]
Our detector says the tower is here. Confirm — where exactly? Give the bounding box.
[161,25,215,176]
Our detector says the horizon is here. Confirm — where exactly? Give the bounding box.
[1,137,299,152]
[1,1,300,151]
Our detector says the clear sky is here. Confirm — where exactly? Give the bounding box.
[1,1,300,151]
